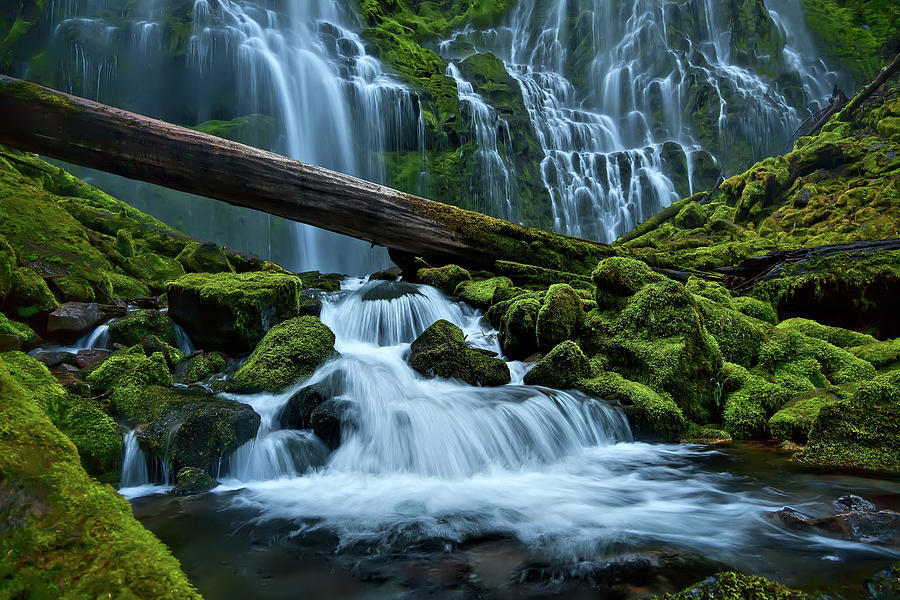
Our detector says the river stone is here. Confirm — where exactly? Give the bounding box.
[361,281,421,301]
[170,467,219,496]
[523,340,591,389]
[408,320,510,387]
[280,384,328,430]
[772,506,900,546]
[368,267,402,281]
[75,349,108,370]
[833,494,877,513]
[139,397,261,474]
[46,302,104,335]
[32,350,75,368]
[310,398,357,450]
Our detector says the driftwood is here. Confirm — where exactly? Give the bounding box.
[839,52,900,121]
[0,75,611,274]
[717,238,900,292]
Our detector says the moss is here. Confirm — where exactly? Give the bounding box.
[500,297,541,360]
[139,334,187,370]
[660,571,806,599]
[577,371,686,442]
[797,370,900,473]
[407,319,510,386]
[115,228,135,258]
[0,312,39,347]
[123,252,186,289]
[719,362,792,439]
[106,271,150,298]
[0,360,201,599]
[536,284,584,352]
[108,309,175,346]
[455,276,512,309]
[110,385,200,425]
[694,295,770,367]
[189,114,276,148]
[777,317,876,348]
[686,277,733,305]
[673,201,708,230]
[179,352,226,384]
[8,266,58,318]
[176,241,234,274]
[417,264,472,295]
[760,327,876,386]
[229,316,335,393]
[731,295,778,325]
[171,466,218,496]
[167,270,303,351]
[85,346,173,392]
[0,77,83,115]
[0,233,15,299]
[850,339,900,368]
[523,340,591,389]
[682,423,732,444]
[592,256,664,304]
[768,390,840,444]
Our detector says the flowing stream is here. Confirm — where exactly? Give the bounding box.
[125,280,900,598]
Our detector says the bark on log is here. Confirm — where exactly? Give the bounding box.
[839,52,900,120]
[0,75,611,274]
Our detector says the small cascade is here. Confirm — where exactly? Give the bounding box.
[172,323,196,355]
[120,430,150,488]
[75,324,110,350]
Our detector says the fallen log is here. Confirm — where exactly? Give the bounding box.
[0,75,611,274]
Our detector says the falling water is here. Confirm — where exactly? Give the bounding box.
[74,324,110,350]
[120,429,150,488]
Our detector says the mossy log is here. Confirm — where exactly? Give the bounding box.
[719,238,900,292]
[0,75,609,274]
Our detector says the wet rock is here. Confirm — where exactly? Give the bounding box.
[408,320,510,387]
[50,363,82,387]
[139,397,261,474]
[772,505,900,547]
[361,281,421,301]
[174,352,226,384]
[499,297,540,360]
[772,507,814,530]
[170,466,219,496]
[176,241,234,274]
[298,291,323,317]
[280,384,328,429]
[108,309,175,347]
[46,302,104,335]
[74,349,108,370]
[0,334,21,352]
[834,494,877,513]
[32,350,75,368]
[369,266,402,281]
[416,264,471,295]
[310,398,357,450]
[523,340,591,389]
[298,271,343,292]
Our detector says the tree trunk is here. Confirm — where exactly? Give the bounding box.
[0,75,611,274]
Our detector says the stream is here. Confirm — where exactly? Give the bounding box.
[112,279,900,598]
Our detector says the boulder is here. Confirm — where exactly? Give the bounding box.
[175,241,234,274]
[499,297,540,360]
[523,341,591,389]
[280,384,328,430]
[46,302,104,335]
[108,309,174,346]
[170,467,219,496]
[368,266,402,281]
[167,271,303,352]
[454,276,513,309]
[74,349,108,370]
[310,398,357,450]
[535,284,583,352]
[174,352,226,384]
[139,397,260,474]
[416,264,471,295]
[228,316,335,393]
[408,320,510,386]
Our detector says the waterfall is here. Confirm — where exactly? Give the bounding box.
[172,323,196,354]
[120,430,150,488]
[74,324,110,350]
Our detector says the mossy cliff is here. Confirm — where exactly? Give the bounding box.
[0,359,200,599]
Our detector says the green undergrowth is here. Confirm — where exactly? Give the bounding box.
[0,359,201,599]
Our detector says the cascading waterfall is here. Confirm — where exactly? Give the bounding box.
[120,430,150,488]
[437,0,841,241]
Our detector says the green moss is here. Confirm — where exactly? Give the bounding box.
[108,309,175,346]
[229,316,335,393]
[179,352,226,384]
[8,266,58,318]
[408,319,511,386]
[592,256,664,304]
[682,423,732,444]
[85,346,173,393]
[417,264,472,295]
[455,276,512,309]
[536,284,584,352]
[850,339,900,368]
[523,340,591,389]
[768,390,839,443]
[110,385,201,424]
[0,233,15,299]
[0,77,83,115]
[106,271,150,298]
[115,228,135,258]
[0,360,201,599]
[0,312,39,347]
[167,270,303,351]
[694,295,770,367]
[777,317,876,348]
[577,371,686,442]
[124,252,186,289]
[660,570,806,599]
[731,295,778,325]
[673,201,708,230]
[686,277,733,305]
[760,327,876,385]
[797,370,900,473]
[500,296,541,360]
[176,241,235,274]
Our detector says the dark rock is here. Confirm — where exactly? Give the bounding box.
[46,302,104,335]
[108,309,174,347]
[369,267,402,281]
[170,466,219,496]
[32,350,75,368]
[794,187,812,208]
[311,399,357,450]
[139,398,261,475]
[361,281,421,302]
[408,320,510,386]
[500,297,541,360]
[834,494,877,513]
[280,384,328,430]
[298,290,323,317]
[809,510,900,546]
[0,334,21,352]
[771,507,813,530]
[298,271,343,292]
[50,363,82,387]
[75,349,109,370]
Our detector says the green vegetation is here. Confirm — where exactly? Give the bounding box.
[229,316,335,393]
[408,319,511,386]
[660,571,806,599]
[523,340,591,389]
[108,309,176,346]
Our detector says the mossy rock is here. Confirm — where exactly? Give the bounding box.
[228,316,335,393]
[139,395,260,475]
[694,295,770,367]
[408,319,510,386]
[686,277,733,305]
[167,271,303,352]
[850,339,900,369]
[109,385,202,425]
[524,340,590,389]
[0,360,201,599]
[777,317,877,348]
[417,264,471,295]
[592,256,664,305]
[0,312,39,349]
[499,297,540,360]
[720,363,790,439]
[280,383,329,430]
[760,327,876,386]
[170,466,219,496]
[797,370,900,473]
[123,252,185,290]
[673,201,707,230]
[768,390,840,444]
[8,266,58,319]
[731,295,778,325]
[85,346,173,392]
[577,371,686,442]
[660,570,806,599]
[1,350,122,476]
[536,284,583,352]
[176,241,234,274]
[106,272,150,298]
[0,232,15,298]
[682,423,732,444]
[108,309,175,346]
[455,276,512,309]
[175,352,226,384]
